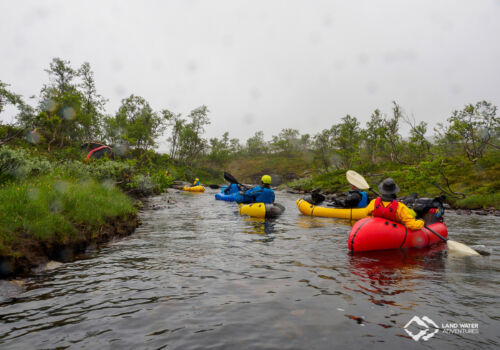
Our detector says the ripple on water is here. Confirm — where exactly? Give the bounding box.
[0,192,499,349]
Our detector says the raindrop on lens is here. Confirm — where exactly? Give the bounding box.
[80,179,92,188]
[113,142,129,156]
[13,166,28,178]
[62,107,76,120]
[26,129,41,144]
[42,99,57,112]
[102,179,115,189]
[54,181,68,193]
[270,174,282,186]
[243,113,254,125]
[50,200,63,213]
[27,188,40,201]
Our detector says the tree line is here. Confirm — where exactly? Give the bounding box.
[206,101,499,173]
[1,57,499,173]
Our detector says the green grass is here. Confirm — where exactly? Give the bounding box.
[226,153,314,183]
[453,193,500,210]
[0,176,136,256]
[285,155,500,210]
[288,169,349,192]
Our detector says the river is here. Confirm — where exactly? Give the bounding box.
[0,190,499,349]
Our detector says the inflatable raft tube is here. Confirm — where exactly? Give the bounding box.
[238,202,285,219]
[183,185,205,192]
[348,217,448,252]
[296,198,369,220]
[215,192,238,201]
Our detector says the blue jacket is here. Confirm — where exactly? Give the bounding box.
[235,185,275,204]
[224,183,240,195]
[357,191,368,208]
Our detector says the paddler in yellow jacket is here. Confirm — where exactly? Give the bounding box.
[365,178,424,231]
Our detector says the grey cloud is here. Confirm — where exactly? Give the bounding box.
[0,0,499,146]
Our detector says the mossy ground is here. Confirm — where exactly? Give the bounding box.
[0,176,138,276]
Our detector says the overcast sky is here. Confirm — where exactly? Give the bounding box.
[1,0,500,150]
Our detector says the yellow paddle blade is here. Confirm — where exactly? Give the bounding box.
[346,170,371,190]
[447,240,480,256]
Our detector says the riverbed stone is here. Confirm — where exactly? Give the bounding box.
[43,261,63,271]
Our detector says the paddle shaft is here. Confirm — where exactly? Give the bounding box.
[224,172,241,185]
[424,225,448,242]
[223,172,248,190]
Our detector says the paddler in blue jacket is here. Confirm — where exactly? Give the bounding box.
[223,183,241,195]
[346,185,368,208]
[329,185,368,208]
[235,175,275,204]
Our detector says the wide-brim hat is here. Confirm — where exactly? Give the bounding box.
[378,178,400,195]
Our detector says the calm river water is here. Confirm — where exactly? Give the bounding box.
[0,190,499,349]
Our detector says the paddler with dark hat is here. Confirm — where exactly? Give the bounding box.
[365,178,424,230]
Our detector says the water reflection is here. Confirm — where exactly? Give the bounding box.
[295,216,354,229]
[241,217,276,242]
[0,192,498,349]
[346,244,447,307]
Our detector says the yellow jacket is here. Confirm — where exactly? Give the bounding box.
[365,199,425,231]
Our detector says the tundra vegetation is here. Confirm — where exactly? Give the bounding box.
[0,58,499,274]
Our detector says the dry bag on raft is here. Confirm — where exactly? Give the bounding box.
[403,194,446,224]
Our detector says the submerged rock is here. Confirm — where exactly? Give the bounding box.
[43,261,63,271]
[10,279,25,288]
[470,245,492,256]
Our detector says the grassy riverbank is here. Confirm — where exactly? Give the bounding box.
[0,176,138,276]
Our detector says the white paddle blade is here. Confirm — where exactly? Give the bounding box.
[447,240,480,256]
[346,170,371,190]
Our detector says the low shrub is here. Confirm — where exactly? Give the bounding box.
[0,146,53,183]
